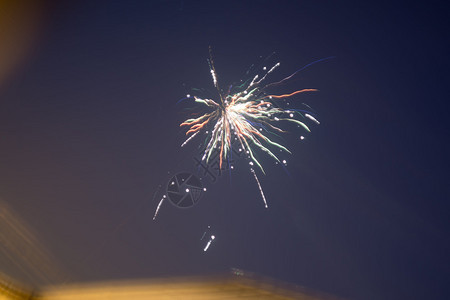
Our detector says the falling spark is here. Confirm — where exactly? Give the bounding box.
[152,195,166,220]
[305,113,320,124]
[250,168,268,208]
[181,131,199,147]
[203,235,215,252]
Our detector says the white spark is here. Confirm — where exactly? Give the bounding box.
[203,235,215,252]
[152,195,166,220]
[250,168,268,208]
[181,131,199,147]
[210,69,217,87]
[255,62,280,85]
[249,74,259,87]
[305,113,320,124]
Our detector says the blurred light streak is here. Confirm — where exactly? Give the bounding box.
[37,274,344,300]
[0,199,63,287]
[0,271,35,300]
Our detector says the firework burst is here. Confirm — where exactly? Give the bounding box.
[179,48,325,208]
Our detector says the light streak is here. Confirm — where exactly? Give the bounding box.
[152,195,166,220]
[305,113,320,124]
[181,131,199,147]
[203,235,215,252]
[250,168,268,208]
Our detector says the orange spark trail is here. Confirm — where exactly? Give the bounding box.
[264,89,317,99]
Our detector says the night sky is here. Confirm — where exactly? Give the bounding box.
[0,1,449,299]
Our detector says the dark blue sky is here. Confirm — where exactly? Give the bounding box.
[0,1,449,299]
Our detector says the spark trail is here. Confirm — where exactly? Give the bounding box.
[203,235,215,252]
[250,168,268,208]
[152,195,166,220]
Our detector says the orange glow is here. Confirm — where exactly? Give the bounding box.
[0,1,46,89]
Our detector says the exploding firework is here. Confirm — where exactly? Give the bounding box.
[179,48,325,207]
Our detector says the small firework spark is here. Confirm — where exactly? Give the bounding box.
[180,48,325,208]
